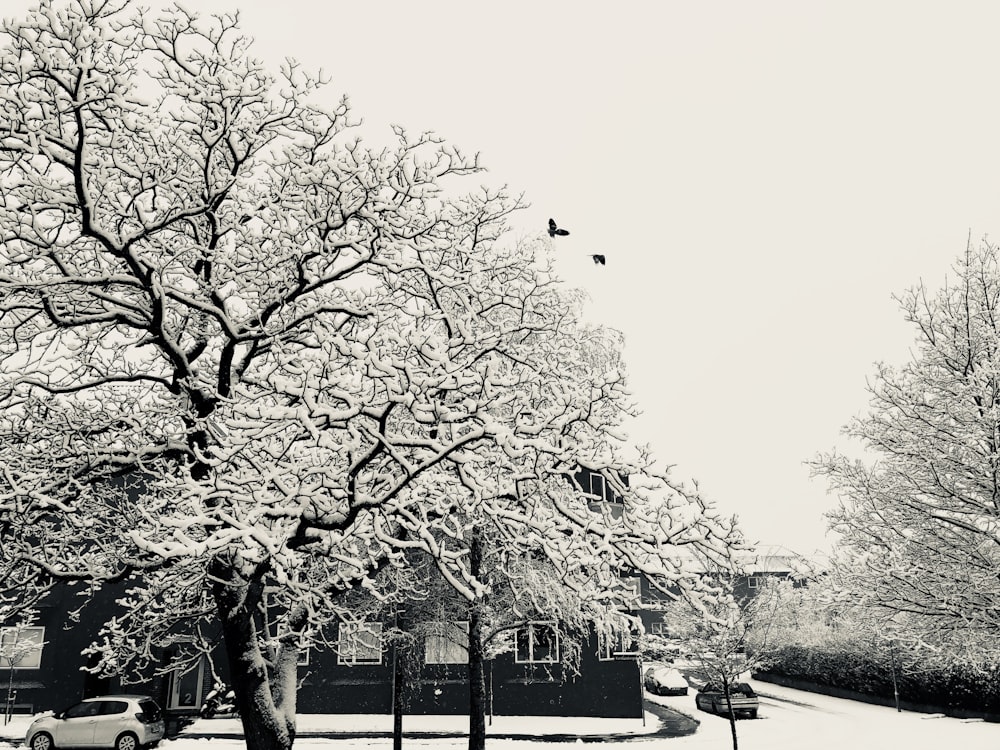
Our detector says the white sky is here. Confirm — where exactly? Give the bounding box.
[8,1,1000,554]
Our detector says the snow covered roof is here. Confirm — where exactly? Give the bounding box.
[735,547,826,577]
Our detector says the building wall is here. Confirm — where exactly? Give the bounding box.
[5,584,642,719]
[2,583,128,714]
[296,631,641,718]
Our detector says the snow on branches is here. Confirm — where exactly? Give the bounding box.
[816,240,1000,659]
[0,3,741,749]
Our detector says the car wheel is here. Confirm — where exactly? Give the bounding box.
[30,733,54,750]
[115,732,139,750]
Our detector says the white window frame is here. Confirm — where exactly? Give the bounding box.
[650,622,668,636]
[748,576,761,589]
[589,473,606,499]
[598,624,640,661]
[338,622,383,665]
[264,592,310,666]
[515,621,559,664]
[424,621,470,665]
[0,626,44,669]
[620,576,641,610]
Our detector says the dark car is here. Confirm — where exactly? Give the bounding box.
[643,665,689,696]
[694,681,759,719]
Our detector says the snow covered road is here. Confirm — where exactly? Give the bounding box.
[649,678,1000,749]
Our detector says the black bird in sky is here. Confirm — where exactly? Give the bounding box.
[548,218,569,237]
[591,254,606,265]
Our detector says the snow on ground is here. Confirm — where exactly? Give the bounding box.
[651,678,1000,750]
[2,679,1000,749]
[181,711,663,737]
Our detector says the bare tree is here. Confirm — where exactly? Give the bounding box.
[814,240,1000,659]
[0,4,742,750]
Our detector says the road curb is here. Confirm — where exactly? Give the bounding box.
[176,702,699,744]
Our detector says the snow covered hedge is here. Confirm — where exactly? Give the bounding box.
[758,645,1000,718]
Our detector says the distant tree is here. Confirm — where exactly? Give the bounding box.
[814,240,1000,661]
[757,568,1000,713]
[0,4,741,750]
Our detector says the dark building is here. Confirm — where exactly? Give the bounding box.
[1,469,644,720]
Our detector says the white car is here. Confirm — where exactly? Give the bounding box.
[643,665,689,696]
[26,696,164,750]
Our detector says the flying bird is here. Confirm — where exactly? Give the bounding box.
[548,218,570,237]
[591,255,606,265]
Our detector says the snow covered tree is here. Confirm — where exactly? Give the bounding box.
[1,611,43,725]
[815,240,1000,661]
[659,571,785,750]
[0,4,742,750]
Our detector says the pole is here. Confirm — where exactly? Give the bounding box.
[5,660,14,726]
[889,642,901,713]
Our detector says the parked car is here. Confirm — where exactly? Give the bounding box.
[694,682,759,719]
[643,665,689,696]
[26,695,165,750]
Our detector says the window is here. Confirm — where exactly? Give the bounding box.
[589,473,606,499]
[98,701,128,716]
[620,576,641,610]
[0,626,44,669]
[586,473,623,505]
[64,702,102,719]
[599,623,640,660]
[747,576,761,589]
[650,622,668,636]
[424,622,469,665]
[138,700,162,722]
[576,468,624,506]
[642,592,670,611]
[338,622,382,665]
[515,622,559,664]
[264,592,310,666]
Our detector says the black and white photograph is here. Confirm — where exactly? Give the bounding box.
[2,2,1000,749]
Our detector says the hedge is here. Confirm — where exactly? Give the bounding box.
[759,644,1000,715]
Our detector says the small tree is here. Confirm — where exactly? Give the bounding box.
[660,574,785,750]
[0,612,44,725]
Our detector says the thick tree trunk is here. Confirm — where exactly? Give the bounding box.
[468,605,488,750]
[211,559,296,750]
[468,531,487,750]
